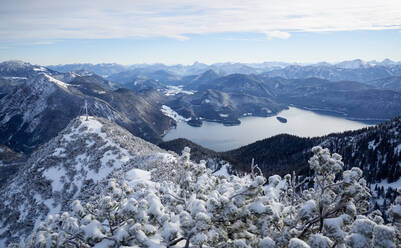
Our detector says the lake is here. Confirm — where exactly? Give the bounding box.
[162,107,372,152]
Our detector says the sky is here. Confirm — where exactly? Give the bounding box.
[1,0,401,65]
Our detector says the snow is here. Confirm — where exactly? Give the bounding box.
[43,199,61,216]
[2,76,27,80]
[373,178,401,190]
[82,220,106,240]
[126,168,152,187]
[43,166,67,192]
[161,105,190,122]
[368,140,380,150]
[44,73,69,89]
[213,163,230,178]
[164,85,195,96]
[94,239,115,248]
[33,67,46,72]
[52,147,66,157]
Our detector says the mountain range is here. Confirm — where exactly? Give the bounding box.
[0,61,174,154]
[3,59,401,153]
[1,58,401,245]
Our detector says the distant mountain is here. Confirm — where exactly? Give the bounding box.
[47,63,128,77]
[335,59,371,69]
[167,74,401,124]
[48,59,401,79]
[182,69,220,89]
[0,61,174,154]
[263,63,401,82]
[260,77,401,121]
[108,68,181,87]
[186,73,274,98]
[0,116,179,245]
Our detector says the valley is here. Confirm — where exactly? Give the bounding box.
[2,1,401,246]
[1,59,401,247]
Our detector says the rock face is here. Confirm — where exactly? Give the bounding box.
[0,61,174,154]
[0,116,179,246]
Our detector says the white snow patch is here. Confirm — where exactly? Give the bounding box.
[2,76,27,80]
[161,105,190,122]
[368,140,380,150]
[44,73,69,89]
[33,67,46,72]
[213,164,231,178]
[126,168,153,188]
[43,166,66,192]
[52,147,66,157]
[164,85,195,96]
[374,178,401,190]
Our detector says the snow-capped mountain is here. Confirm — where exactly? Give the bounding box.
[0,60,55,78]
[0,116,179,245]
[335,59,371,69]
[0,61,173,154]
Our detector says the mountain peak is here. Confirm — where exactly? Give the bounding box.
[335,59,369,69]
[0,116,177,244]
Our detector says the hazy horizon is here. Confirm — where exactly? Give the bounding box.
[2,57,401,67]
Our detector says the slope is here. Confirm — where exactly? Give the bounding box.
[0,116,179,245]
[0,61,174,154]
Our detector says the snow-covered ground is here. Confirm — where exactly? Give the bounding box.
[163,85,195,96]
[213,163,230,178]
[161,105,190,122]
[373,178,401,190]
[43,73,70,89]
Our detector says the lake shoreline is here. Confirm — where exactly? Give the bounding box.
[163,107,372,152]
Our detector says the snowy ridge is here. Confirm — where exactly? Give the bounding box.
[0,116,178,245]
[43,73,70,89]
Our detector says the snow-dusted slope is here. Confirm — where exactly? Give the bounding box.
[0,61,173,154]
[0,116,178,245]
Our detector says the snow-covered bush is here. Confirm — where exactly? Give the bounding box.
[11,146,400,247]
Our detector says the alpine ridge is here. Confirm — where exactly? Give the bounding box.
[0,116,180,246]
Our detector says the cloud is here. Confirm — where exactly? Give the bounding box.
[265,31,291,40]
[0,0,400,41]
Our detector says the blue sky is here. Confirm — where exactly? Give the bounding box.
[1,0,401,65]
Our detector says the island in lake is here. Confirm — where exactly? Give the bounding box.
[276,116,288,123]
